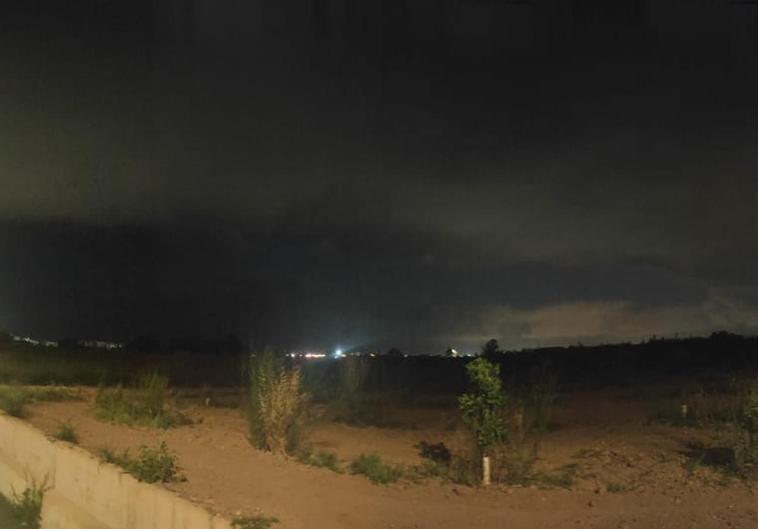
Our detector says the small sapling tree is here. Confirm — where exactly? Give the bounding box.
[459,357,506,485]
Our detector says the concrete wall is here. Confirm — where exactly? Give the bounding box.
[0,414,233,529]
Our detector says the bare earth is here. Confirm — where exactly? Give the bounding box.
[26,389,758,529]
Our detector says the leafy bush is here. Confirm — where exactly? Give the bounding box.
[53,420,78,444]
[459,358,506,454]
[232,515,279,529]
[94,371,177,428]
[100,442,182,483]
[9,477,47,529]
[350,453,403,484]
[247,353,304,455]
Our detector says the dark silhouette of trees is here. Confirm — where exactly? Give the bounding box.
[481,339,503,360]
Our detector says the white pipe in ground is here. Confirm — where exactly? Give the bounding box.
[482,456,491,486]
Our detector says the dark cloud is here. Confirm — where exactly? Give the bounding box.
[1,1,757,350]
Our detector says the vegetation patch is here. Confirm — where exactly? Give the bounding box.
[8,478,47,529]
[529,463,579,489]
[677,382,758,481]
[296,448,342,473]
[350,453,404,484]
[0,384,81,418]
[99,442,183,483]
[572,447,604,460]
[0,385,28,417]
[416,441,452,464]
[606,481,633,493]
[95,371,182,428]
[232,515,279,529]
[53,420,78,444]
[459,358,506,455]
[247,353,304,455]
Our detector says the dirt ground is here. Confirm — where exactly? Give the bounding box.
[25,388,758,529]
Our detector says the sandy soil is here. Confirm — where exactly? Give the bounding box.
[25,389,758,529]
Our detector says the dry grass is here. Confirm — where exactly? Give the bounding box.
[248,354,304,455]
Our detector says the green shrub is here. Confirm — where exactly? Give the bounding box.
[53,421,78,444]
[94,371,177,428]
[99,442,182,483]
[136,370,168,418]
[0,385,29,417]
[350,453,403,484]
[247,353,304,455]
[9,478,47,529]
[459,358,506,454]
[232,515,279,529]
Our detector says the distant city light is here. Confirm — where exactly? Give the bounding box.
[334,347,344,359]
[287,352,327,359]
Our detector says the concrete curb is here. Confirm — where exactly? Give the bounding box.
[0,414,234,529]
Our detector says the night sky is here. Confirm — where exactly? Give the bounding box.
[1,1,758,353]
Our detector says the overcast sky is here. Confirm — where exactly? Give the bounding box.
[1,1,757,352]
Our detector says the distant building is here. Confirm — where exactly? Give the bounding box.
[10,335,58,347]
[79,340,124,350]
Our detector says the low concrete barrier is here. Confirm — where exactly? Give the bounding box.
[0,414,233,529]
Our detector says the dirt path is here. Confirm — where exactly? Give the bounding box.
[26,394,758,529]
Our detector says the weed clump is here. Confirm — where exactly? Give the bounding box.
[606,481,629,493]
[247,353,304,455]
[94,370,178,428]
[99,442,183,483]
[0,384,81,418]
[232,515,279,529]
[8,477,47,529]
[53,420,78,444]
[0,385,29,417]
[297,448,342,472]
[350,453,403,484]
[731,382,758,476]
[679,381,758,480]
